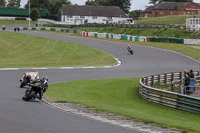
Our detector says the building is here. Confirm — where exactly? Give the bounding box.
[0,8,46,18]
[141,6,154,18]
[141,2,200,17]
[61,5,131,25]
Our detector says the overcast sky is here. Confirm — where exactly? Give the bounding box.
[20,0,200,11]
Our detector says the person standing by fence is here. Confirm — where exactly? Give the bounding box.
[189,69,195,94]
[181,69,190,94]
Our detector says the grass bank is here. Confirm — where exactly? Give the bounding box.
[0,20,33,26]
[0,31,116,68]
[39,31,200,62]
[75,27,199,39]
[45,78,200,132]
[135,15,200,25]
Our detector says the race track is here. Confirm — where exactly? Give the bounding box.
[0,30,199,133]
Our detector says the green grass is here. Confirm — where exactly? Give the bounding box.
[135,15,200,25]
[75,27,200,39]
[0,20,33,26]
[45,78,200,132]
[153,82,171,91]
[39,30,200,62]
[0,31,116,68]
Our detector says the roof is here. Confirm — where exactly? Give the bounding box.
[0,8,46,17]
[61,5,128,18]
[141,6,154,13]
[154,2,192,10]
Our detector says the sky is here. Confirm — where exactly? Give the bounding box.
[20,0,200,11]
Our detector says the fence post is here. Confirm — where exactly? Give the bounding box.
[171,73,174,83]
[165,74,167,84]
[146,77,148,86]
[158,74,160,83]
[151,75,154,86]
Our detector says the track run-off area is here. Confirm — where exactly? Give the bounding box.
[0,29,199,133]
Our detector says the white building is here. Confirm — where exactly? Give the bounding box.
[61,5,132,25]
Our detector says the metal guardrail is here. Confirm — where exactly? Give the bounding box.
[140,71,200,114]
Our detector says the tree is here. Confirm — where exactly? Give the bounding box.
[85,0,109,6]
[149,0,159,5]
[51,0,71,15]
[0,0,6,7]
[109,0,131,14]
[129,10,141,18]
[30,8,40,22]
[7,0,21,8]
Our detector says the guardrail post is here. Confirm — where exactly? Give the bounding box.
[165,74,167,84]
[158,75,160,83]
[171,73,174,83]
[151,75,154,86]
[146,77,148,86]
[179,72,182,80]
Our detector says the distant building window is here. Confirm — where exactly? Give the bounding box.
[160,12,164,15]
[192,12,195,15]
[183,12,186,15]
[66,15,72,18]
[107,17,112,19]
[192,5,195,9]
[80,16,85,18]
[92,16,97,19]
[169,12,173,15]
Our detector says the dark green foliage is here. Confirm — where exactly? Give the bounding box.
[7,0,20,8]
[30,8,40,21]
[129,10,141,18]
[0,0,6,7]
[25,0,71,15]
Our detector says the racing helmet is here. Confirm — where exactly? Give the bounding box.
[43,76,48,81]
[26,75,31,81]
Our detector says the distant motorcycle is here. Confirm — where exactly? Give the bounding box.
[22,77,48,101]
[2,25,6,30]
[127,47,133,55]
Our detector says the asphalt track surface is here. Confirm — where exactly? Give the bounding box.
[0,29,199,133]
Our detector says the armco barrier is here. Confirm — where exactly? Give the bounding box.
[22,27,81,34]
[140,71,200,114]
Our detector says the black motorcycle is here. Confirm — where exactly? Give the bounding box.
[22,79,48,101]
[128,47,133,55]
[2,26,6,30]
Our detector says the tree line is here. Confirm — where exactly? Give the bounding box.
[0,0,194,17]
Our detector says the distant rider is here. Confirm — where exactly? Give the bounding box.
[127,45,133,52]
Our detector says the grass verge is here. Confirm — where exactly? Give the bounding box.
[0,31,116,68]
[135,15,200,26]
[0,20,33,26]
[45,78,200,132]
[39,30,200,62]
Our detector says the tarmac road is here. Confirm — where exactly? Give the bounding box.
[0,30,199,133]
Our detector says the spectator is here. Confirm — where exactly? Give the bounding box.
[189,69,195,94]
[182,69,190,94]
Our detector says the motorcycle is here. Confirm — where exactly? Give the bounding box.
[128,47,133,55]
[2,26,6,30]
[20,72,39,88]
[22,79,48,101]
